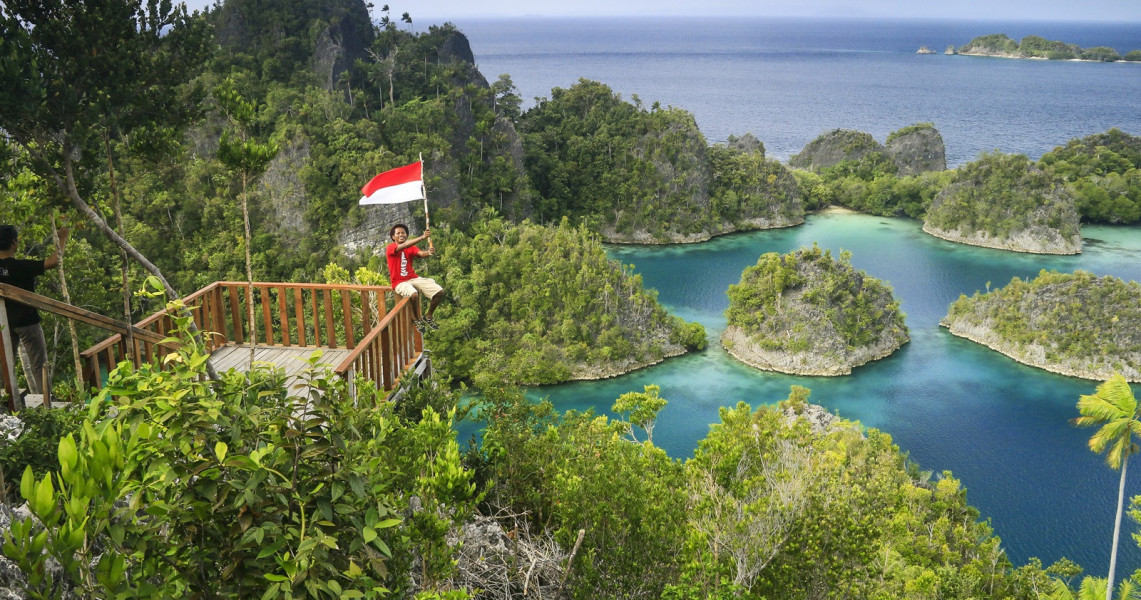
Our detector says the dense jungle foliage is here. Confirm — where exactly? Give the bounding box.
[958,33,1138,62]
[944,270,1141,376]
[474,383,1087,600]
[1038,128,1141,224]
[520,80,804,240]
[0,320,1099,598]
[725,245,907,354]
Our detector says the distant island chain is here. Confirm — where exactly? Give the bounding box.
[918,33,1141,62]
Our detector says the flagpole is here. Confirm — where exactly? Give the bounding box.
[420,152,433,251]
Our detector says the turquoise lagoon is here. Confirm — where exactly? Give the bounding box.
[529,211,1141,573]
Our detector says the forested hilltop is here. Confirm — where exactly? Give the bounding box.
[722,245,909,375]
[923,153,1082,254]
[521,81,805,242]
[942,270,1141,381]
[958,33,1141,62]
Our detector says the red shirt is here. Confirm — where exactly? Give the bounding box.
[386,243,420,286]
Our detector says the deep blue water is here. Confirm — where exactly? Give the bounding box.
[460,17,1141,166]
[450,17,1141,575]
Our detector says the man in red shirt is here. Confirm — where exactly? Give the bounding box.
[385,223,445,332]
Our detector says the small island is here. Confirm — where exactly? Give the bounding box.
[922,152,1082,254]
[941,271,1141,382]
[721,245,909,376]
[957,33,1141,63]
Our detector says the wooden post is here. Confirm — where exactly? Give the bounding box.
[0,299,19,409]
[294,288,306,346]
[278,286,291,346]
[228,285,244,344]
[341,291,354,348]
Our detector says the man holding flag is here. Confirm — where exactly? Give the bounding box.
[384,223,444,331]
[361,159,446,332]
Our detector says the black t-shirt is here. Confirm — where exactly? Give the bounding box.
[0,257,46,327]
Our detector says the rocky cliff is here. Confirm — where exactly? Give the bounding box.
[789,129,886,171]
[885,124,947,176]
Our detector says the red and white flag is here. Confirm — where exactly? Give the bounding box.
[359,161,425,205]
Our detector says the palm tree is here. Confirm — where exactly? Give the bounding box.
[1050,576,1141,600]
[1072,373,1141,600]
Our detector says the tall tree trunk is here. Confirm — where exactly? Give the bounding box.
[105,133,135,363]
[242,172,256,368]
[50,216,83,385]
[1107,456,1127,600]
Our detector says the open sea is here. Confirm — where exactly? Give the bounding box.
[453,17,1141,576]
[461,17,1141,166]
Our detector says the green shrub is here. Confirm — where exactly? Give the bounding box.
[3,296,478,598]
[0,405,85,498]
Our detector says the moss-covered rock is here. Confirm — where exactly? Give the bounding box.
[721,245,909,376]
[790,124,946,178]
[789,129,888,172]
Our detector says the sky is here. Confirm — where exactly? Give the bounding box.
[183,0,1141,23]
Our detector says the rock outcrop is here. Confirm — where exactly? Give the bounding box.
[790,124,947,176]
[789,129,886,171]
[721,245,909,376]
[212,0,374,91]
[885,124,947,176]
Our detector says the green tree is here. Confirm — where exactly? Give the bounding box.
[612,384,667,443]
[0,0,211,302]
[1072,374,1141,600]
[491,74,523,121]
[215,81,280,363]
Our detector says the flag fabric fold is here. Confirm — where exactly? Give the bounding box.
[359,162,425,205]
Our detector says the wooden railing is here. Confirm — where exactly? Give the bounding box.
[0,282,170,410]
[334,294,423,395]
[81,281,424,396]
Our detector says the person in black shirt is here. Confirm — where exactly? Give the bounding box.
[0,224,69,401]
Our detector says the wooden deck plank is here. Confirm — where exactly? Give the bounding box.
[209,344,350,398]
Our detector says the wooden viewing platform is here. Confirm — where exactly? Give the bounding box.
[0,281,428,410]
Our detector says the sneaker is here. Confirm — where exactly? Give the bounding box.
[424,317,440,331]
[414,318,428,333]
